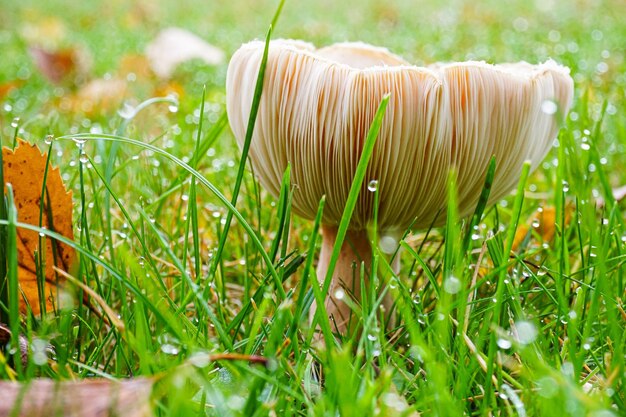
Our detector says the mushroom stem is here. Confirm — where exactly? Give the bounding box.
[313,226,398,334]
[313,225,373,333]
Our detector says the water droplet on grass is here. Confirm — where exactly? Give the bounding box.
[31,338,49,366]
[515,320,537,345]
[497,339,512,349]
[443,276,461,294]
[10,117,19,128]
[118,102,136,119]
[379,235,397,254]
[44,134,54,145]
[367,179,378,192]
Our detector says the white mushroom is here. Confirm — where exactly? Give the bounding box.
[226,39,574,332]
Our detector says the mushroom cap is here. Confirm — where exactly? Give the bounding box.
[226,40,574,232]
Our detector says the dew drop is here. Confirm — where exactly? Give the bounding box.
[379,235,397,254]
[79,152,89,164]
[367,179,378,192]
[118,102,136,119]
[44,134,54,145]
[31,338,49,366]
[334,288,345,300]
[561,361,574,377]
[497,338,512,350]
[168,104,179,113]
[10,117,19,128]
[515,320,538,345]
[160,343,180,355]
[443,276,461,294]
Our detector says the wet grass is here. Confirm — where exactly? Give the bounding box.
[0,0,625,415]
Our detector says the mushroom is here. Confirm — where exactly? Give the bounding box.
[226,40,573,332]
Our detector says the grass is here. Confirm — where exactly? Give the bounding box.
[1,0,625,415]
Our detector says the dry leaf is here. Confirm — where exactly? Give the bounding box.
[145,27,224,79]
[512,205,572,251]
[2,139,75,313]
[62,78,128,115]
[153,80,185,100]
[0,378,154,417]
[0,323,29,368]
[118,53,154,80]
[29,46,91,85]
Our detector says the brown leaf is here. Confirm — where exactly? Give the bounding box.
[29,46,91,85]
[0,323,29,368]
[62,78,128,115]
[118,54,154,80]
[153,81,185,100]
[0,378,154,417]
[2,139,75,313]
[512,205,572,251]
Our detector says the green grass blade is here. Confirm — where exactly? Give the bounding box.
[57,133,282,297]
[462,156,496,254]
[5,185,22,377]
[207,26,280,296]
[312,94,390,331]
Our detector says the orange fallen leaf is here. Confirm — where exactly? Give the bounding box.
[153,81,185,100]
[118,54,154,80]
[512,205,572,251]
[2,139,75,313]
[61,78,128,115]
[29,46,91,85]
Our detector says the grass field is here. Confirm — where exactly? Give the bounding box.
[0,0,625,415]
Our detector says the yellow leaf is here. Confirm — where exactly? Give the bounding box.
[512,205,572,251]
[2,139,75,313]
